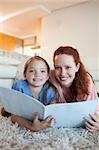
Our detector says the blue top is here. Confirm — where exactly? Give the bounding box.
[12,80,56,105]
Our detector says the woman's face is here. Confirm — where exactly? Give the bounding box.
[54,54,80,88]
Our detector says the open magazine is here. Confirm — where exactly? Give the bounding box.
[0,86,98,128]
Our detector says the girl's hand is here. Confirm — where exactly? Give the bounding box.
[31,113,56,131]
[84,112,99,132]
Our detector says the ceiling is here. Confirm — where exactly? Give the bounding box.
[0,0,90,39]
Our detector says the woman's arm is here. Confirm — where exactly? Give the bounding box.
[84,75,99,132]
[84,112,99,132]
[11,114,55,132]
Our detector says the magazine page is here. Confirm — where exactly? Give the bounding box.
[44,100,99,128]
[0,86,45,121]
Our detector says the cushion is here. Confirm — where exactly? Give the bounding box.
[0,79,14,88]
[0,65,17,78]
[15,58,30,80]
[0,56,21,65]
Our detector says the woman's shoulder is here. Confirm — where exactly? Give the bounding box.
[86,72,98,100]
[86,73,94,85]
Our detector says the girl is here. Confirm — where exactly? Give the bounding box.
[11,56,57,131]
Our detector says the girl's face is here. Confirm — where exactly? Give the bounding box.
[54,54,80,88]
[25,60,49,88]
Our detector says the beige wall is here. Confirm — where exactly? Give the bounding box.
[41,1,99,90]
[41,1,98,68]
[97,0,99,67]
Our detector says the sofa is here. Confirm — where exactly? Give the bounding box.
[0,50,30,115]
[0,51,30,89]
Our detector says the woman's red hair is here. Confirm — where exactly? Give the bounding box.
[53,46,91,102]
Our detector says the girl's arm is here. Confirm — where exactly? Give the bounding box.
[11,114,55,132]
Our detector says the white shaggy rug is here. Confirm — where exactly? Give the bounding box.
[0,116,99,150]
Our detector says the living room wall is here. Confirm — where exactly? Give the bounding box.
[41,0,99,90]
[41,1,98,68]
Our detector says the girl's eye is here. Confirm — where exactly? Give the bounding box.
[66,66,71,69]
[41,70,46,73]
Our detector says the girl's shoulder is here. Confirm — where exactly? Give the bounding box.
[43,81,57,104]
[47,82,58,98]
[12,80,28,90]
[44,81,57,92]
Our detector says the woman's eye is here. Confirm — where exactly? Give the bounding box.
[55,66,61,70]
[29,70,34,72]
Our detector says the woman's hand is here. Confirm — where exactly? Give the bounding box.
[84,112,99,132]
[31,113,56,132]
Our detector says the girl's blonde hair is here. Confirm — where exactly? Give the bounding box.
[24,56,50,77]
[23,56,51,105]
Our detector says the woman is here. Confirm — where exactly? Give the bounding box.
[50,46,99,132]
